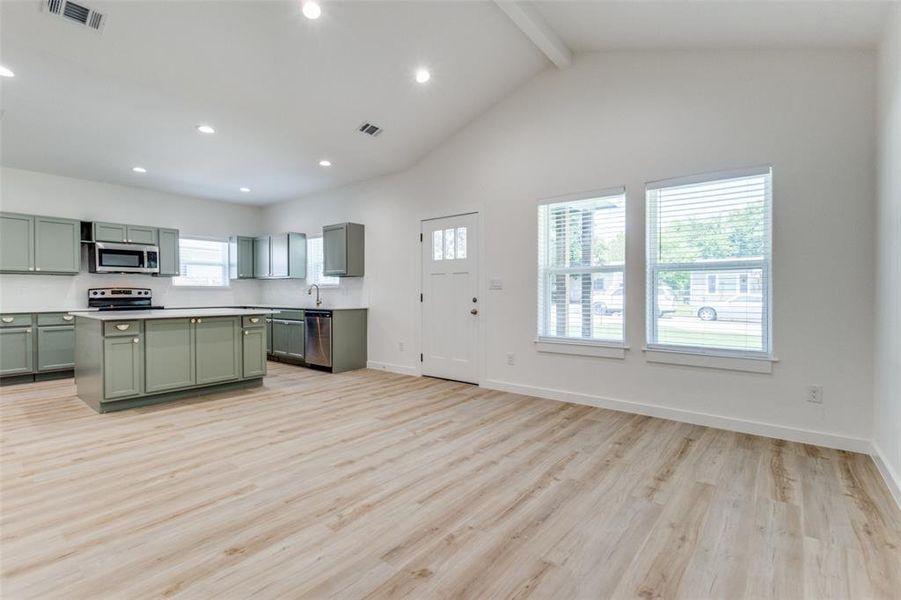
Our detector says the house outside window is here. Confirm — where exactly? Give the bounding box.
[538,188,626,344]
[306,236,339,287]
[646,167,772,356]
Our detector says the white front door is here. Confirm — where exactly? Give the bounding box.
[421,213,479,383]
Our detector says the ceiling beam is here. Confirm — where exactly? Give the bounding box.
[495,1,572,68]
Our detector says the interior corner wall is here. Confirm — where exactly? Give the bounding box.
[874,6,901,497]
[0,167,264,310]
[262,49,878,448]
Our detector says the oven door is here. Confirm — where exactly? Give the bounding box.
[93,243,159,273]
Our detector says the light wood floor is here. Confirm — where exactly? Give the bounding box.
[1,362,899,599]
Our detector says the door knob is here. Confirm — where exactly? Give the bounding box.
[133,337,140,343]
[470,308,479,315]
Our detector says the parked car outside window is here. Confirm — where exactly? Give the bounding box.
[692,294,763,322]
[593,284,677,317]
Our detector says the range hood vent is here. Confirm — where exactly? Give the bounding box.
[43,0,106,32]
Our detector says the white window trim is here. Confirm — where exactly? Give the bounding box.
[535,338,627,359]
[645,166,774,362]
[537,186,627,348]
[172,235,231,289]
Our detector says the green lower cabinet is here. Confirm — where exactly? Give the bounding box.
[36,325,75,371]
[243,327,267,378]
[103,336,143,400]
[271,319,304,360]
[195,317,241,385]
[0,327,34,376]
[144,319,195,393]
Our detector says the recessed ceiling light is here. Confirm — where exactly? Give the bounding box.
[132,166,147,173]
[415,68,431,84]
[196,124,215,134]
[319,160,331,167]
[302,1,321,19]
[240,187,251,193]
[0,65,14,78]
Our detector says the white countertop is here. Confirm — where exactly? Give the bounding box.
[69,308,278,321]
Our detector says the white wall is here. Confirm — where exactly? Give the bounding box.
[263,49,878,447]
[0,167,263,311]
[874,6,901,497]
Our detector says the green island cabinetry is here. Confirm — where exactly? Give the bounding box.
[0,213,80,274]
[75,309,271,413]
[0,312,75,384]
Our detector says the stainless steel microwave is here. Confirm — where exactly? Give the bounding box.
[89,242,160,274]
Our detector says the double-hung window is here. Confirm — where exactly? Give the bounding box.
[646,167,772,357]
[538,188,626,344]
[172,237,230,287]
[306,235,339,287]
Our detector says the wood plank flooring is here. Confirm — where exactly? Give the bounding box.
[1,362,899,599]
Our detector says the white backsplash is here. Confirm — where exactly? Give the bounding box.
[260,277,369,309]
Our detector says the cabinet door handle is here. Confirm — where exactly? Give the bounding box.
[133,337,140,343]
[26,328,32,333]
[115,324,130,331]
[250,317,260,323]
[63,315,74,321]
[35,267,41,271]
[197,319,202,324]
[28,267,34,271]
[1,317,14,323]
[191,318,196,323]
[244,330,249,335]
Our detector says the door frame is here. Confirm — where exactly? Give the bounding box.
[419,211,484,385]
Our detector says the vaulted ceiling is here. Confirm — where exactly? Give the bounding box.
[0,1,892,205]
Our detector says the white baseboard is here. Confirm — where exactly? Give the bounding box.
[481,379,871,454]
[367,361,421,377]
[870,442,901,510]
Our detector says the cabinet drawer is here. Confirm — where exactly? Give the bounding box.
[103,320,141,336]
[0,314,33,328]
[242,315,266,328]
[37,313,76,326]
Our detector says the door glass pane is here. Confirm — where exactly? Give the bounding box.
[456,227,467,259]
[444,228,455,260]
[432,230,443,261]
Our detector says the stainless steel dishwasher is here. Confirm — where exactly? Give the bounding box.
[304,310,332,368]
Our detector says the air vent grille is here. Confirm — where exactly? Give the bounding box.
[358,122,382,137]
[43,0,105,32]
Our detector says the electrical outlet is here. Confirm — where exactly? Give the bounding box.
[398,341,405,352]
[506,353,515,366]
[806,385,823,404]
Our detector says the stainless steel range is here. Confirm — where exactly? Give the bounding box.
[88,287,164,311]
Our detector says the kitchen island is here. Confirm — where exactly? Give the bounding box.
[72,308,275,413]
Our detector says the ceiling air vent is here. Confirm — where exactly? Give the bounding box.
[358,122,382,137]
[43,0,106,32]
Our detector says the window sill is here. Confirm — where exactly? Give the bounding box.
[643,346,777,373]
[535,338,627,359]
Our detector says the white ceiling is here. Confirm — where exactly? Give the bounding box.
[0,0,546,204]
[0,1,892,206]
[533,1,893,51]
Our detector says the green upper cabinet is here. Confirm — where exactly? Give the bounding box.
[253,236,271,278]
[126,225,158,245]
[94,222,128,243]
[0,213,79,275]
[0,213,34,272]
[323,223,364,277]
[229,236,255,279]
[145,318,195,393]
[157,228,180,277]
[34,217,80,273]
[256,233,306,279]
[195,317,240,385]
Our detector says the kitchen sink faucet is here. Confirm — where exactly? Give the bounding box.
[308,284,322,307]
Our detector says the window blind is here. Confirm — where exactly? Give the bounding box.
[307,236,339,287]
[537,188,626,343]
[173,238,229,287]
[646,167,772,356]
